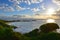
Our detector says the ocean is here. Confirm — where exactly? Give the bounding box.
[8,20,60,33]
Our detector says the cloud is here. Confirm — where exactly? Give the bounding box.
[41,3,46,10]
[56,9,60,14]
[27,0,43,5]
[0,4,15,12]
[51,8,60,19]
[24,0,43,5]
[31,0,43,3]
[33,14,59,19]
[0,3,26,12]
[22,0,31,5]
[0,6,4,10]
[22,15,32,18]
[27,0,31,5]
[15,5,26,11]
[0,4,7,10]
[31,8,40,12]
[10,14,32,18]
[9,0,20,4]
[8,14,48,19]
[8,0,44,11]
[27,7,30,9]
[9,0,43,5]
[4,6,15,12]
[52,0,60,5]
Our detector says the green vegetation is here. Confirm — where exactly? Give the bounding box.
[40,23,59,33]
[0,20,30,40]
[0,20,7,23]
[24,23,60,40]
[0,20,60,40]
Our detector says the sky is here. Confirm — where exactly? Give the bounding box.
[0,0,60,16]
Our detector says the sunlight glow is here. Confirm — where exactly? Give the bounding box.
[47,8,56,15]
[46,19,55,23]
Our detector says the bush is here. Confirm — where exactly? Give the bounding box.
[0,20,30,40]
[39,32,60,40]
[40,23,59,33]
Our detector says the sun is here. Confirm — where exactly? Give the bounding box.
[46,8,56,15]
[46,19,56,23]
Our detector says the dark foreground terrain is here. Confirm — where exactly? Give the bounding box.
[0,20,60,40]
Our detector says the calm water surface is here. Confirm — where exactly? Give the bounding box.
[8,20,60,33]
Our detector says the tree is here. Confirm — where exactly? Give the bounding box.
[40,23,59,33]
